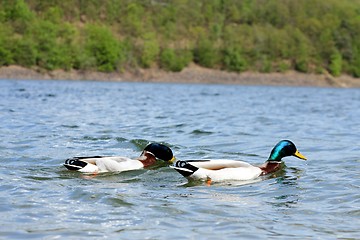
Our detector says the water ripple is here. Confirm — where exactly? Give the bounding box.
[0,80,359,239]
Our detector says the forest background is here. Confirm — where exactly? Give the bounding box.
[1,0,360,79]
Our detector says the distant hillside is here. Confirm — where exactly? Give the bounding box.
[1,0,360,78]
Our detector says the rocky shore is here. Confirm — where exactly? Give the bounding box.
[1,64,359,88]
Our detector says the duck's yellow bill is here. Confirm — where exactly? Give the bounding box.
[169,156,176,164]
[294,150,307,160]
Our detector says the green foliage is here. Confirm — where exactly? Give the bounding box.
[351,48,360,77]
[160,48,192,72]
[139,32,159,68]
[0,41,13,66]
[193,39,220,68]
[223,46,247,72]
[12,38,37,67]
[29,20,64,70]
[277,61,291,73]
[0,24,14,66]
[5,0,34,33]
[289,28,312,73]
[122,2,144,37]
[2,0,360,77]
[42,6,63,24]
[258,55,272,73]
[84,24,125,72]
[329,50,342,76]
[6,0,34,21]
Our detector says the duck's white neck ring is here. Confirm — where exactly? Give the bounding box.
[266,160,282,164]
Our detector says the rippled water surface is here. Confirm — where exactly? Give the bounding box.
[1,79,359,239]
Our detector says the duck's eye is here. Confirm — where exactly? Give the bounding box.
[176,161,187,168]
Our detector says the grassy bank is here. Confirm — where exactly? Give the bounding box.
[1,0,360,81]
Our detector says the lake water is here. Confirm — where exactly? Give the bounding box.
[0,79,359,239]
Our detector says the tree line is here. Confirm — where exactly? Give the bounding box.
[1,0,360,77]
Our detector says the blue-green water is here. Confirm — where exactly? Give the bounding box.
[0,79,359,239]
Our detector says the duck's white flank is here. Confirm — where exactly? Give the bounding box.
[178,159,263,182]
[75,156,144,173]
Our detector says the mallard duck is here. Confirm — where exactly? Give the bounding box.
[64,143,175,173]
[171,140,306,183]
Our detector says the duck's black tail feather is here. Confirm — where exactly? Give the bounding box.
[63,158,88,171]
[171,161,199,177]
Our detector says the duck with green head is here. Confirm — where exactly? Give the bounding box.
[171,140,307,184]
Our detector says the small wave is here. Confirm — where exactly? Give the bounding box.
[61,124,80,129]
[191,129,213,135]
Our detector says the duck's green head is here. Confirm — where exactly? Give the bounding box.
[143,143,176,163]
[268,140,307,162]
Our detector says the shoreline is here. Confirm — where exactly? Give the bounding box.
[0,65,359,88]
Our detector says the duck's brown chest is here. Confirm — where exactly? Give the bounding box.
[259,162,282,175]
